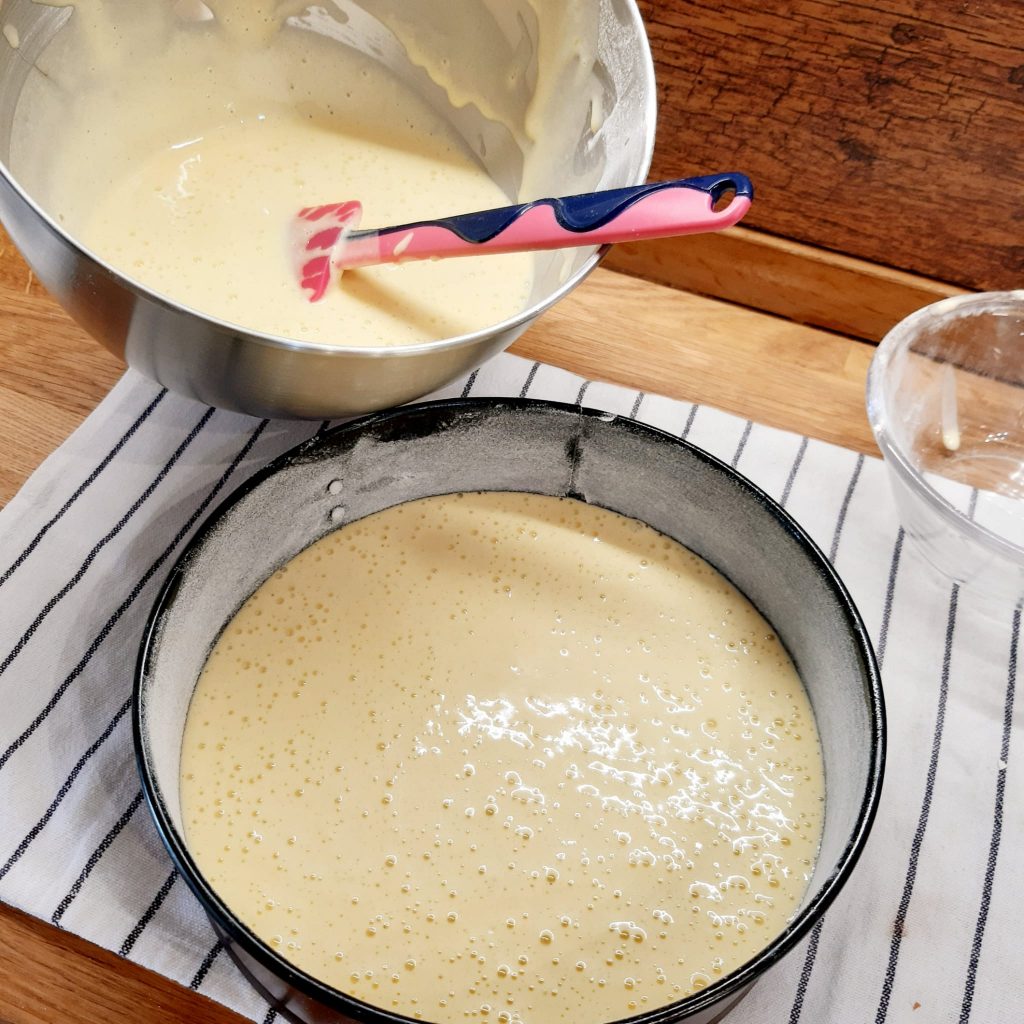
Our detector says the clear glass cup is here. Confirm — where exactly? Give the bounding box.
[867,291,1024,605]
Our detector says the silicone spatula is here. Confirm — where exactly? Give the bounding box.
[293,172,752,303]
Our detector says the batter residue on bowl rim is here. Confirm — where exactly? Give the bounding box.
[180,491,825,1024]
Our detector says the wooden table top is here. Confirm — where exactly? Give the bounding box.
[0,234,878,1023]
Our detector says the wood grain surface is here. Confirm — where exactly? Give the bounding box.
[0,903,246,1024]
[639,0,1024,291]
[605,225,965,342]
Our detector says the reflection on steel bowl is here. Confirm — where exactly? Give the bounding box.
[0,0,655,418]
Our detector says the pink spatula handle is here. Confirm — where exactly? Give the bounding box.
[294,173,752,301]
[343,173,751,269]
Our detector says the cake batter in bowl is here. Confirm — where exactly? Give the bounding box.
[0,0,655,417]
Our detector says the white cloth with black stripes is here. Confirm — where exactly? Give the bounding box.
[0,353,1020,1024]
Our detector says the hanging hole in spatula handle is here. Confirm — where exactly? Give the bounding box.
[677,172,754,214]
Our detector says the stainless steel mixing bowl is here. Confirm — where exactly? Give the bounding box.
[0,0,655,418]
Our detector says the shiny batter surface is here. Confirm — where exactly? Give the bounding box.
[181,492,823,1023]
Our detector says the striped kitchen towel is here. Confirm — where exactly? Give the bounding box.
[0,353,1019,1024]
